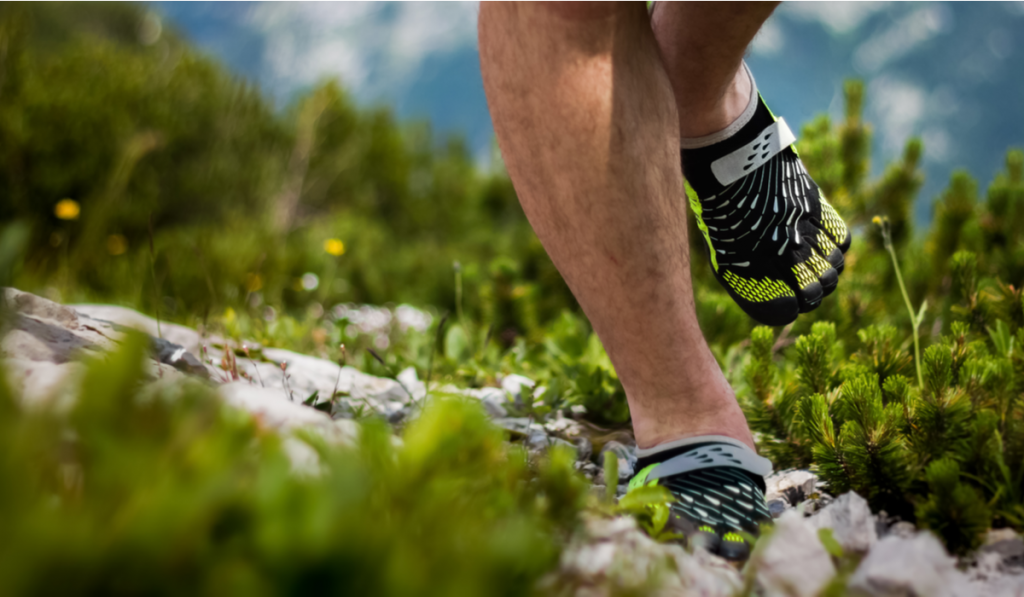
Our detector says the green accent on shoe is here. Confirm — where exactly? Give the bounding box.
[723,532,745,543]
[685,180,719,272]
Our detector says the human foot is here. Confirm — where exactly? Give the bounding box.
[630,436,773,561]
[680,66,851,326]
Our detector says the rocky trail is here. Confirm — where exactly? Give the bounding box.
[4,286,1024,596]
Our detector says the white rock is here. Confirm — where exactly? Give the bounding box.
[217,381,357,443]
[987,529,1022,545]
[764,469,818,505]
[848,532,976,597]
[548,515,742,597]
[968,551,1024,596]
[442,386,508,417]
[3,289,117,363]
[600,441,636,481]
[396,366,427,401]
[501,373,535,399]
[807,491,878,554]
[545,412,586,438]
[72,303,212,356]
[751,510,836,597]
[2,358,84,410]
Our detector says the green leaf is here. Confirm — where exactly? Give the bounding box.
[616,484,674,511]
[915,300,928,326]
[444,323,471,362]
[818,528,845,558]
[603,451,618,503]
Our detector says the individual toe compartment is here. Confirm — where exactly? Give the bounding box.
[815,198,851,254]
[776,236,824,313]
[799,220,841,297]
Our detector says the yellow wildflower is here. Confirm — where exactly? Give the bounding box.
[323,238,345,256]
[55,199,80,220]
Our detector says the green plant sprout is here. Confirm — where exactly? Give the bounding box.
[874,215,927,387]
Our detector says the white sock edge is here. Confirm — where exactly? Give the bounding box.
[635,434,757,460]
[679,62,758,150]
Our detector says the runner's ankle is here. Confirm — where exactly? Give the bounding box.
[677,64,752,138]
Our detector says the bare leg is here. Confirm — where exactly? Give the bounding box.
[652,2,779,138]
[479,2,752,450]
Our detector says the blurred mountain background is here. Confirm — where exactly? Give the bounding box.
[152,1,1024,222]
[3,0,1024,357]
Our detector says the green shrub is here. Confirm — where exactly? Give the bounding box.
[0,334,587,595]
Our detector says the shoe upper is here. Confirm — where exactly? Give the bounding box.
[682,95,851,326]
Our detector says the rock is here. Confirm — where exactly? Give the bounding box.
[764,469,818,506]
[493,417,543,437]
[151,336,210,378]
[980,532,1024,570]
[71,303,214,357]
[800,491,833,515]
[545,514,742,597]
[968,551,1024,596]
[526,432,574,453]
[767,499,788,519]
[2,358,85,410]
[396,366,427,401]
[443,385,509,418]
[807,492,878,554]
[3,289,115,364]
[988,528,1023,545]
[480,396,508,418]
[544,412,585,438]
[751,510,836,597]
[501,373,535,400]
[575,461,602,481]
[848,532,976,597]
[2,290,190,407]
[599,441,636,482]
[887,521,918,540]
[573,437,593,463]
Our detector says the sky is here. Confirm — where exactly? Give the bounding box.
[152,2,1024,222]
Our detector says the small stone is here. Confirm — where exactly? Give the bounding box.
[573,437,593,463]
[987,528,1021,546]
[480,396,508,418]
[807,492,877,554]
[800,491,833,516]
[501,373,535,400]
[151,336,209,378]
[765,469,818,505]
[546,514,741,596]
[980,535,1024,567]
[767,499,788,518]
[576,461,601,480]
[387,407,407,425]
[968,550,1024,595]
[600,440,636,481]
[526,430,573,452]
[887,521,917,540]
[847,532,976,597]
[751,510,836,597]
[395,366,427,401]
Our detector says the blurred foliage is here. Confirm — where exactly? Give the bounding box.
[7,1,1024,562]
[0,3,574,338]
[0,332,589,595]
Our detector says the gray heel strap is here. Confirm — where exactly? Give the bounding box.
[643,436,773,482]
